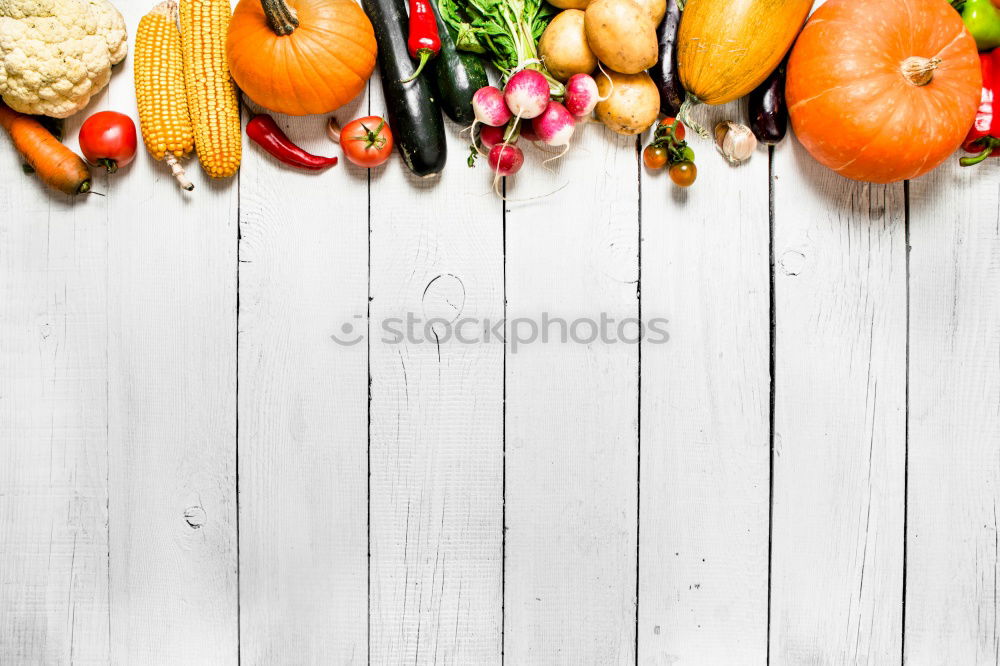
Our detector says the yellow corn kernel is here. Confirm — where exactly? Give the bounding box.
[179,0,242,179]
[134,1,196,190]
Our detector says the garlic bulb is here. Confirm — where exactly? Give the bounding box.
[714,122,757,164]
[326,118,342,143]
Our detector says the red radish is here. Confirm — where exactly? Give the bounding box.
[565,73,598,117]
[503,70,550,119]
[534,101,575,147]
[472,86,513,127]
[488,142,524,176]
[478,124,506,151]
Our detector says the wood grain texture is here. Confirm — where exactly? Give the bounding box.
[3,5,999,659]
[503,125,639,664]
[367,88,504,664]
[104,6,239,659]
[0,107,110,665]
[237,98,369,665]
[637,104,770,665]
[905,162,1000,664]
[769,136,907,665]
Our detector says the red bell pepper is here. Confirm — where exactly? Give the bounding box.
[961,49,1000,168]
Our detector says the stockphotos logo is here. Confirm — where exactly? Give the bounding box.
[330,313,669,353]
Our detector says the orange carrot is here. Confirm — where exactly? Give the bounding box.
[0,103,91,195]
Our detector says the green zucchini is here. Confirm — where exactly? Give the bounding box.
[362,0,447,177]
[430,0,488,125]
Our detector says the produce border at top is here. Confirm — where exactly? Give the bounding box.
[0,0,996,196]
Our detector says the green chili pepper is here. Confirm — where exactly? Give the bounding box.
[955,0,1000,51]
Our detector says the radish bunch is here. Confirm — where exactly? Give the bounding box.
[471,71,599,182]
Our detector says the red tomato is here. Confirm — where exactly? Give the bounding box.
[79,111,137,173]
[340,116,393,168]
[659,117,686,141]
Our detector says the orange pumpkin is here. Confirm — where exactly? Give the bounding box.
[227,0,377,116]
[786,0,982,183]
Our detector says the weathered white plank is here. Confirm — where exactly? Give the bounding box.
[769,134,907,663]
[104,3,239,660]
[238,96,369,663]
[503,124,639,663]
[905,161,1000,663]
[367,92,505,662]
[637,104,770,664]
[0,108,110,664]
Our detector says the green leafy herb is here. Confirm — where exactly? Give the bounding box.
[439,0,563,94]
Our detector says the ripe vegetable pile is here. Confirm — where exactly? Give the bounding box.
[0,0,994,197]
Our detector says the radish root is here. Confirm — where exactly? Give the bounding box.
[596,63,615,102]
[492,179,570,202]
[541,143,570,169]
[491,114,521,196]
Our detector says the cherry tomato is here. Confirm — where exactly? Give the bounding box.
[78,111,137,173]
[643,145,668,170]
[669,161,697,187]
[340,116,393,168]
[659,117,686,141]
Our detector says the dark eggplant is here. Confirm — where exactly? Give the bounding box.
[747,62,787,145]
[362,0,447,177]
[649,0,684,116]
[429,0,488,124]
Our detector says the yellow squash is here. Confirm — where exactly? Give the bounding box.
[677,0,811,105]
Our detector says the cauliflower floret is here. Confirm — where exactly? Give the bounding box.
[0,0,127,117]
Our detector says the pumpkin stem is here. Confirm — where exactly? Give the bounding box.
[262,0,299,36]
[900,56,941,87]
[677,93,708,139]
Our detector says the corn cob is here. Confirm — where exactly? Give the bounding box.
[134,1,195,191]
[179,0,242,179]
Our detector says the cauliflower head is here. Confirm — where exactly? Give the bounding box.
[0,0,127,117]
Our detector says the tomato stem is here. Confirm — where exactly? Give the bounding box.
[97,158,118,174]
[355,119,388,150]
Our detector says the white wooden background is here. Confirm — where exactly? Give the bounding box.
[1,0,999,662]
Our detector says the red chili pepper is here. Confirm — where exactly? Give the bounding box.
[961,49,1000,167]
[246,114,339,171]
[400,0,440,83]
